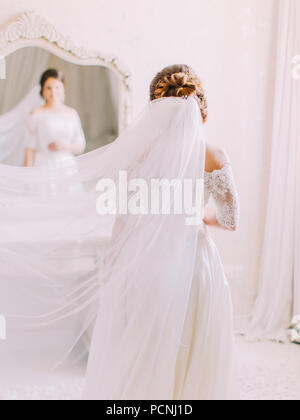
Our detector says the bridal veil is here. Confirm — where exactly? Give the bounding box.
[0,96,206,395]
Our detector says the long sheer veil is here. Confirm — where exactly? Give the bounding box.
[0,85,44,166]
[0,96,206,390]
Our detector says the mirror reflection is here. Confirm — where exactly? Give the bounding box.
[0,47,119,167]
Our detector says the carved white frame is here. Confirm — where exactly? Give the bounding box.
[0,10,132,131]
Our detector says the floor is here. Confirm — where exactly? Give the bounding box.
[237,337,300,400]
[0,337,299,400]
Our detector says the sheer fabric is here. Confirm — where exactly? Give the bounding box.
[0,96,238,399]
[0,85,44,166]
[241,0,300,343]
[83,100,239,400]
[0,96,204,371]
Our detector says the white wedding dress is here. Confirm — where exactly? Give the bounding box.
[173,164,240,400]
[24,109,86,168]
[0,96,239,400]
[84,142,240,400]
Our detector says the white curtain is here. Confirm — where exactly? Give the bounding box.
[247,0,300,342]
[0,48,49,115]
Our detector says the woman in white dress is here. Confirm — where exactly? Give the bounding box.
[83,65,240,400]
[174,145,240,399]
[24,69,86,169]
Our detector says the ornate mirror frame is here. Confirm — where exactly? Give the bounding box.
[0,10,132,131]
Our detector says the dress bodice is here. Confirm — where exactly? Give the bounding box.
[24,109,86,162]
[204,163,240,230]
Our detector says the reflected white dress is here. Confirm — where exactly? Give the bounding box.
[24,109,86,168]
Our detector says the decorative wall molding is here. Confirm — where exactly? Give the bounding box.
[0,10,132,130]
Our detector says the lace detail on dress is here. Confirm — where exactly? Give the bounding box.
[204,163,240,230]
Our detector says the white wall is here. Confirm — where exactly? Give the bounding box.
[0,0,278,314]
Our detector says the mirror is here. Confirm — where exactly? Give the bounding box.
[0,12,132,373]
[0,11,132,167]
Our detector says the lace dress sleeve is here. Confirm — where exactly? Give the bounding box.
[204,163,240,230]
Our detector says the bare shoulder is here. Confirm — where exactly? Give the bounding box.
[205,144,231,173]
[65,106,81,121]
[64,106,79,116]
[30,107,44,116]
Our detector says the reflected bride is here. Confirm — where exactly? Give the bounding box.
[24,69,86,168]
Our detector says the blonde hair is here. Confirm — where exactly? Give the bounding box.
[150,64,208,123]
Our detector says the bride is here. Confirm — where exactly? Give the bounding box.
[83,65,240,400]
[24,68,86,168]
